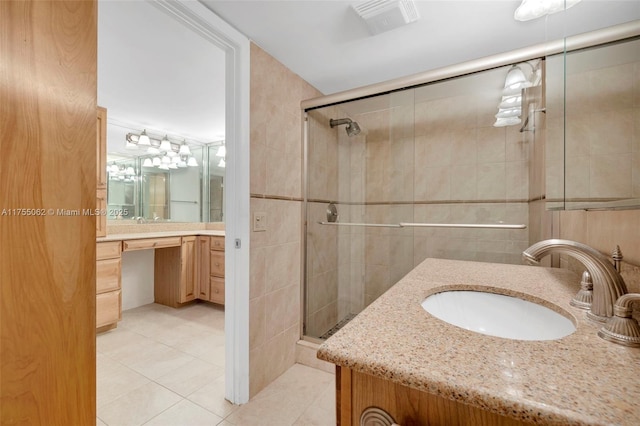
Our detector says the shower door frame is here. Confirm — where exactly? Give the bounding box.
[300,22,640,342]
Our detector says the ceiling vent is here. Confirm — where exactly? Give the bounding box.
[353,0,420,35]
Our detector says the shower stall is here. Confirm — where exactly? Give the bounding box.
[303,62,545,340]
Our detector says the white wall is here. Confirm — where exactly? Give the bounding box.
[121,250,155,311]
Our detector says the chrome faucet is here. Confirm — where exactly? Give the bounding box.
[522,239,628,323]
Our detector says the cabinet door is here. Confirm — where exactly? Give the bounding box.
[179,236,197,303]
[210,251,225,277]
[210,276,225,305]
[197,236,210,300]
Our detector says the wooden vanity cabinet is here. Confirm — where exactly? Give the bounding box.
[209,236,225,305]
[194,236,225,305]
[96,241,122,331]
[154,236,198,307]
[96,106,107,238]
[337,367,526,426]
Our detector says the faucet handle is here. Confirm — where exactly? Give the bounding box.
[612,245,623,272]
[598,293,640,348]
[570,271,593,310]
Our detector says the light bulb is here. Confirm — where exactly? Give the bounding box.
[179,143,191,156]
[159,136,172,152]
[138,130,151,146]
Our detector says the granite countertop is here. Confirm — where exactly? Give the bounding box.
[317,258,640,425]
[97,229,225,242]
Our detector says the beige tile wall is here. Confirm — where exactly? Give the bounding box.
[249,43,321,397]
[546,53,640,204]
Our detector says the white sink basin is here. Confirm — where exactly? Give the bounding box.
[421,290,576,341]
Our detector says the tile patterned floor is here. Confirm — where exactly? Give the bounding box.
[97,302,335,426]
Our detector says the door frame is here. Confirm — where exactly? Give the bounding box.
[152,0,251,404]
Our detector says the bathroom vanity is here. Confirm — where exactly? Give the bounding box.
[95,230,225,332]
[318,258,640,425]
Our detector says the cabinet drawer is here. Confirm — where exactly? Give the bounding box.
[210,236,225,251]
[97,241,121,260]
[123,237,182,251]
[210,251,225,276]
[210,276,224,305]
[97,258,121,294]
[96,290,121,328]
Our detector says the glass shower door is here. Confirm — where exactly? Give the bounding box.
[304,91,416,340]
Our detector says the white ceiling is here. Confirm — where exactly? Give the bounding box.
[98,0,639,153]
[202,0,639,95]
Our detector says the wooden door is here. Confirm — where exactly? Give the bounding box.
[0,1,97,423]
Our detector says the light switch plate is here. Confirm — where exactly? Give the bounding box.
[253,212,267,232]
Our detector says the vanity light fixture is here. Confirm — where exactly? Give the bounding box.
[494,117,522,127]
[179,141,191,156]
[152,157,162,167]
[514,0,582,21]
[138,130,151,146]
[216,144,226,157]
[495,108,522,119]
[493,61,540,127]
[187,156,198,167]
[142,158,154,167]
[218,158,226,168]
[499,95,522,109]
[159,135,172,152]
[503,65,532,93]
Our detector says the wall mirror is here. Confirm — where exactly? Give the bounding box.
[98,0,226,223]
[546,35,640,210]
[104,142,224,222]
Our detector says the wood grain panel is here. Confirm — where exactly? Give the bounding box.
[0,1,97,423]
[96,258,121,294]
[96,241,121,261]
[345,368,527,426]
[180,236,197,303]
[197,236,211,300]
[210,236,225,250]
[210,276,225,305]
[96,290,121,328]
[154,246,182,308]
[210,250,225,277]
[122,236,182,251]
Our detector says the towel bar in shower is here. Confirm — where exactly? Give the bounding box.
[318,221,526,229]
[318,221,402,228]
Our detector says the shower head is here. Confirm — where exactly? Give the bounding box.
[330,118,361,137]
